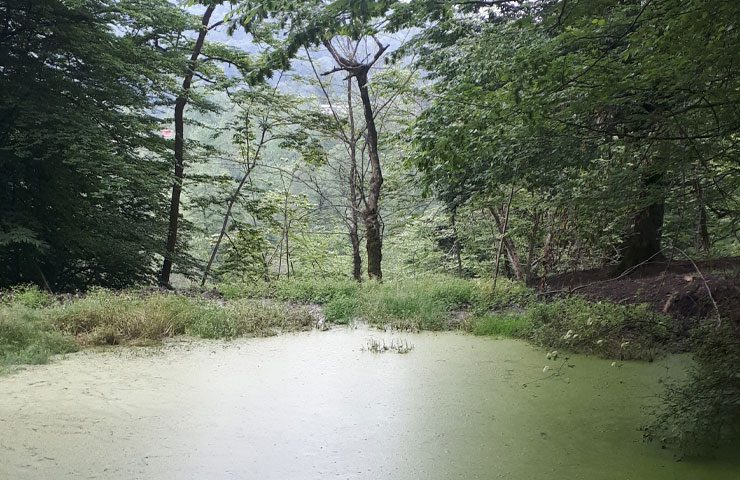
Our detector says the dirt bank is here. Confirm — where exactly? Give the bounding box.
[538,258,740,326]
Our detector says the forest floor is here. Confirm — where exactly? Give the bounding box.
[538,257,740,328]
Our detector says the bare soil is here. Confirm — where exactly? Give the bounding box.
[538,258,740,327]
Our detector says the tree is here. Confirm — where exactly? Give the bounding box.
[160,3,219,286]
[160,1,256,286]
[0,0,191,290]
[321,37,388,280]
[409,0,740,274]
[224,0,403,280]
[200,83,326,284]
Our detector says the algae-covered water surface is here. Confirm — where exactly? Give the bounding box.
[0,327,737,479]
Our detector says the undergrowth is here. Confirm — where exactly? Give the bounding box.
[524,297,671,360]
[219,275,533,331]
[644,320,740,453]
[0,287,316,370]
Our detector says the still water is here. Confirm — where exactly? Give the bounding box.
[0,326,737,479]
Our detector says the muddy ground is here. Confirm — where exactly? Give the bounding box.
[538,258,740,327]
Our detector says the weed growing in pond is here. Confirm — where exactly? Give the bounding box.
[362,337,414,354]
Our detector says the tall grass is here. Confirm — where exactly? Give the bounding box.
[0,287,317,370]
[471,313,531,337]
[0,303,77,369]
[1,278,672,372]
[219,275,533,331]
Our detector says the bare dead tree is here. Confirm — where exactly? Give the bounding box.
[321,36,388,280]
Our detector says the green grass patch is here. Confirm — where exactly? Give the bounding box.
[0,287,318,371]
[0,304,77,370]
[323,294,358,324]
[186,300,314,339]
[472,313,531,337]
[219,275,535,332]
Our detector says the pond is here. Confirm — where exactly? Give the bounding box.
[0,326,737,479]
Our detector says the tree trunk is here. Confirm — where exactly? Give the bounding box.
[616,174,665,271]
[349,160,362,282]
[160,5,215,286]
[451,208,463,277]
[695,178,711,253]
[200,171,251,286]
[490,203,524,281]
[283,190,290,279]
[491,186,517,289]
[524,207,541,281]
[347,77,363,282]
[356,69,383,280]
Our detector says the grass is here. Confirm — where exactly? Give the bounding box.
[471,313,531,337]
[0,278,677,372]
[186,299,314,339]
[0,303,77,371]
[0,287,317,371]
[218,277,673,360]
[362,337,414,354]
[220,275,533,331]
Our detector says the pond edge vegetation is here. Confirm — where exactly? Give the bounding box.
[1,275,736,454]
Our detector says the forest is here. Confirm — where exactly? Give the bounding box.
[1,0,739,478]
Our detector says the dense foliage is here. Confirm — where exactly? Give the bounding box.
[0,0,737,455]
[0,0,193,289]
[411,0,740,277]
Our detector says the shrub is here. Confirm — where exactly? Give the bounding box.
[525,296,670,360]
[644,321,740,453]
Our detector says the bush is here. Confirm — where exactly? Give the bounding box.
[645,321,740,453]
[525,296,670,360]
